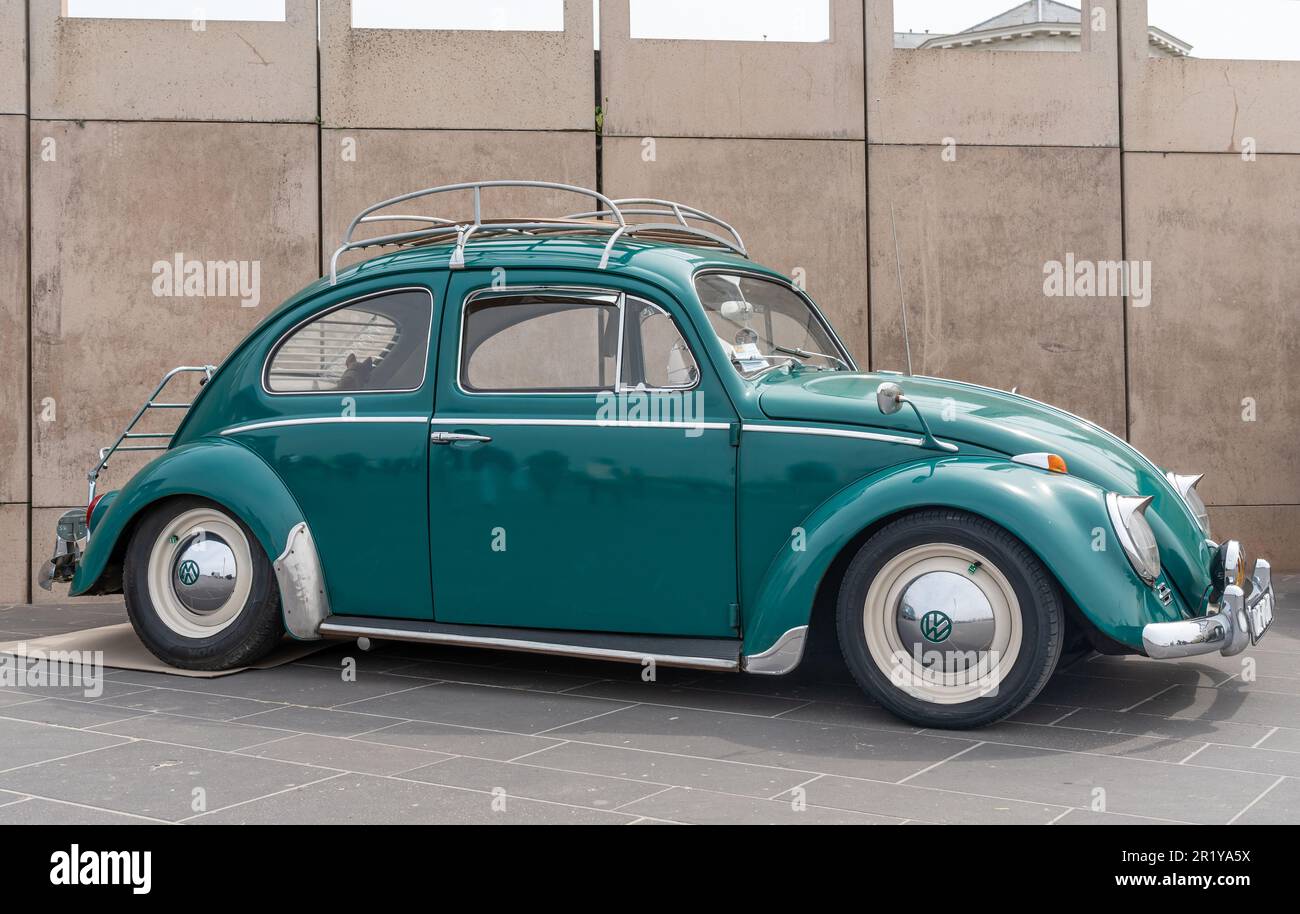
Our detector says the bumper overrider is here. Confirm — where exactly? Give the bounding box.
[38,508,89,591]
[1142,543,1274,660]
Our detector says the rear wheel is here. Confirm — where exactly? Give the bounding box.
[836,509,1063,728]
[124,497,283,671]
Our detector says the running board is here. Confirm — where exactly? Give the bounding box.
[317,616,742,672]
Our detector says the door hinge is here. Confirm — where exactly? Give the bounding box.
[729,423,741,446]
[729,602,740,630]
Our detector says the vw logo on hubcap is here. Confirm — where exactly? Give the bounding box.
[920,610,953,643]
[177,559,201,587]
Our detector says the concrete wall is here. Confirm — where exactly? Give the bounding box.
[2,0,1296,602]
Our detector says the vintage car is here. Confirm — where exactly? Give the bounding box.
[41,181,1274,728]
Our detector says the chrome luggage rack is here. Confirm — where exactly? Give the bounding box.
[328,180,748,284]
[87,365,216,505]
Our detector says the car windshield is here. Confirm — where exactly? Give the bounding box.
[694,273,849,378]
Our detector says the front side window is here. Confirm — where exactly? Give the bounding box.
[265,288,433,393]
[695,273,848,378]
[621,298,699,390]
[461,294,620,393]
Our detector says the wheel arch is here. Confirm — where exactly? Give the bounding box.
[69,438,335,641]
[742,457,1183,663]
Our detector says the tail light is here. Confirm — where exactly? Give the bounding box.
[86,493,105,527]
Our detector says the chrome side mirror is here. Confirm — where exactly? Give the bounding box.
[876,382,905,416]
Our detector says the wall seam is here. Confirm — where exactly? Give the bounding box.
[1116,0,1131,443]
[861,0,872,371]
[24,0,33,603]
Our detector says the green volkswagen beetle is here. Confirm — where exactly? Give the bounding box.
[40,182,1274,729]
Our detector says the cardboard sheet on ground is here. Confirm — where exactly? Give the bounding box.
[0,623,331,677]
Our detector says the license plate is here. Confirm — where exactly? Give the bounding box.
[1246,589,1274,645]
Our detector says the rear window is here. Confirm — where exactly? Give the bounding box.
[265,288,433,393]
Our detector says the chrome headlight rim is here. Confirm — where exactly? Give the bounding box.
[1106,492,1161,585]
[1165,471,1210,538]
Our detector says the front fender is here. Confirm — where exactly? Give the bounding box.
[742,457,1186,659]
[71,437,327,639]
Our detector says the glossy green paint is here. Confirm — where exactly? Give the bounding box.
[71,233,1219,661]
[741,451,1186,656]
[426,268,739,636]
[72,438,306,595]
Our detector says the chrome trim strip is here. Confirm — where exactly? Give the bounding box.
[221,416,429,436]
[742,423,925,447]
[429,417,729,431]
[742,626,808,675]
[273,522,331,640]
[316,621,740,671]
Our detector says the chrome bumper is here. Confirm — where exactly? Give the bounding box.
[37,508,88,591]
[1142,558,1273,660]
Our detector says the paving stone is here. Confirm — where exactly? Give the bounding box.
[190,773,635,824]
[97,687,280,721]
[240,733,452,775]
[402,755,666,810]
[0,739,322,823]
[376,659,605,694]
[907,741,1275,824]
[341,681,631,734]
[618,786,902,825]
[973,721,1195,762]
[1185,744,1300,779]
[549,703,977,782]
[802,775,1066,824]
[110,665,431,709]
[1033,673,1174,711]
[0,797,161,824]
[0,717,127,771]
[0,697,148,729]
[1131,683,1300,728]
[232,705,405,738]
[519,741,810,798]
[567,679,810,717]
[1054,707,1277,748]
[1229,777,1300,825]
[352,720,563,761]
[90,713,296,751]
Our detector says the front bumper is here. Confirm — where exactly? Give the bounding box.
[1142,557,1274,659]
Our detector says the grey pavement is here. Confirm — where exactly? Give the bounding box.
[0,575,1296,825]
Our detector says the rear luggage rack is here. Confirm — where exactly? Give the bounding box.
[87,365,216,505]
[329,180,748,284]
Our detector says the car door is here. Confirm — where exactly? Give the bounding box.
[244,282,441,620]
[427,272,740,637]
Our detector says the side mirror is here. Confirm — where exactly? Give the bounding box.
[876,382,905,416]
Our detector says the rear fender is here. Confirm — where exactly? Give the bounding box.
[70,438,327,639]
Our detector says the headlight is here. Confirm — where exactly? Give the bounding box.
[1106,493,1161,584]
[1165,472,1210,537]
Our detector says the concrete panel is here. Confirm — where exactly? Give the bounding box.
[868,144,1125,435]
[0,0,24,115]
[321,128,597,269]
[1125,152,1299,508]
[600,0,863,140]
[28,506,124,605]
[0,115,26,504]
[29,0,317,122]
[0,503,26,604]
[603,136,869,363]
[1122,0,1300,154]
[1207,506,1300,572]
[867,0,1119,148]
[320,0,593,130]
[30,121,319,508]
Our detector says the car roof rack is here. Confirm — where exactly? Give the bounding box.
[329,180,748,284]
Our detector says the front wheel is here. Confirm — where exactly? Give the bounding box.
[124,497,283,671]
[836,509,1063,728]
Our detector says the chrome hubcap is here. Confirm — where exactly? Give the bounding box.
[895,570,996,670]
[171,533,239,613]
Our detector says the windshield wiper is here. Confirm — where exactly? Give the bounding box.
[773,345,851,371]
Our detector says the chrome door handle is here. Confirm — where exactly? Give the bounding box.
[430,431,492,445]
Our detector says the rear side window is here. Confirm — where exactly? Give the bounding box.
[461,294,620,393]
[265,288,433,393]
